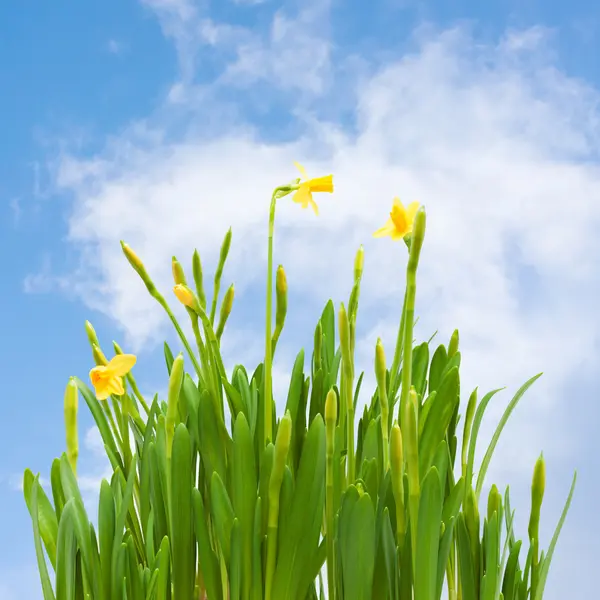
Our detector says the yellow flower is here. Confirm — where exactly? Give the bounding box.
[173,284,194,308]
[373,197,420,240]
[292,162,334,215]
[89,354,136,400]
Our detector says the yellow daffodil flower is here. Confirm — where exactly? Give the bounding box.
[292,162,334,215]
[89,354,136,400]
[173,284,194,308]
[373,197,420,240]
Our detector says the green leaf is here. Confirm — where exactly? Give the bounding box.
[533,471,577,600]
[465,388,504,491]
[23,469,58,570]
[271,415,327,599]
[419,367,459,477]
[428,344,447,393]
[210,471,236,564]
[192,488,223,600]
[475,374,542,499]
[230,518,242,600]
[55,499,78,600]
[98,479,116,600]
[232,412,257,596]
[456,514,476,600]
[411,342,430,399]
[170,424,195,599]
[338,486,376,600]
[414,467,443,600]
[29,476,56,600]
[502,540,522,600]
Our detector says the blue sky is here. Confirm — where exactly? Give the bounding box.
[1,0,600,597]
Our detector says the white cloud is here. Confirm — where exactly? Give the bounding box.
[32,15,600,599]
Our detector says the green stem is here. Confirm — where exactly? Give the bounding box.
[346,378,355,484]
[389,289,407,401]
[264,192,278,446]
[157,296,203,380]
[326,449,335,600]
[125,373,150,415]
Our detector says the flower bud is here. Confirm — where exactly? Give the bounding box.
[171,256,187,286]
[354,245,364,283]
[64,378,79,477]
[166,353,184,459]
[92,343,108,366]
[121,241,156,293]
[487,484,501,522]
[375,338,387,393]
[216,228,232,280]
[192,249,207,310]
[338,303,352,381]
[528,453,545,542]
[269,411,292,525]
[325,388,337,426]
[407,207,426,271]
[275,265,287,327]
[216,284,235,341]
[173,284,195,309]
[84,320,100,348]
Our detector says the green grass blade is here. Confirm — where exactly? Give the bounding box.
[533,471,577,600]
[475,374,542,500]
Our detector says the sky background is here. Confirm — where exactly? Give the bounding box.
[1,0,599,598]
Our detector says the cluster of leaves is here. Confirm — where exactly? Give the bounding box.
[23,223,575,600]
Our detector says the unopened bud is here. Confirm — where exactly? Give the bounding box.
[173,284,195,309]
[528,454,545,542]
[171,256,187,286]
[216,284,235,341]
[487,484,501,522]
[121,241,156,293]
[84,320,99,348]
[325,388,337,425]
[354,245,364,282]
[192,249,207,310]
[274,411,292,458]
[166,353,184,459]
[92,343,108,366]
[275,265,287,324]
[338,303,352,380]
[216,228,232,279]
[64,378,79,477]
[390,424,403,474]
[375,338,387,393]
[407,207,426,270]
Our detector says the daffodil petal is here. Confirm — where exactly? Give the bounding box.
[107,354,137,377]
[373,219,396,238]
[390,227,406,241]
[392,197,404,210]
[95,385,111,401]
[309,196,319,215]
[294,162,309,181]
[106,376,125,396]
[292,186,310,207]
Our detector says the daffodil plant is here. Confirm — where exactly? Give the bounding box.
[23,166,575,600]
